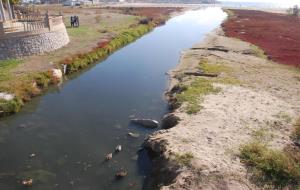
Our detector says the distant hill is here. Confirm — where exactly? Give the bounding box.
[132,0,218,3]
[98,0,218,4]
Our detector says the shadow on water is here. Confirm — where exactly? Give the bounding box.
[0,7,227,190]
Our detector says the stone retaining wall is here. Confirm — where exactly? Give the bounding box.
[0,22,69,59]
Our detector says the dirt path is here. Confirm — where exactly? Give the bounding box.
[144,29,300,189]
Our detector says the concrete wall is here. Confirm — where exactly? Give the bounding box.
[0,22,69,60]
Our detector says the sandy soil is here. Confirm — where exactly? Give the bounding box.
[144,29,300,189]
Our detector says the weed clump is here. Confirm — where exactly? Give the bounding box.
[0,98,22,116]
[174,152,194,166]
[250,44,268,59]
[33,72,52,88]
[199,59,231,74]
[176,78,220,114]
[240,142,300,188]
[294,118,300,140]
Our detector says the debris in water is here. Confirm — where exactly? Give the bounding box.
[115,145,122,152]
[105,153,113,161]
[22,179,33,187]
[127,132,140,138]
[130,119,159,129]
[115,170,127,179]
[29,153,36,158]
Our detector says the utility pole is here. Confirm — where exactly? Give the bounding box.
[6,0,13,20]
[0,0,6,22]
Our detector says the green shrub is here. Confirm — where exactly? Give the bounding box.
[33,72,52,88]
[240,142,300,187]
[0,98,22,116]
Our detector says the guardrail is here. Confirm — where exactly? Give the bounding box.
[0,15,63,35]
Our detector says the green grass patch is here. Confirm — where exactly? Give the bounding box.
[0,59,22,82]
[199,59,231,74]
[199,60,241,85]
[67,26,91,37]
[240,142,300,188]
[176,78,220,114]
[174,152,194,166]
[212,77,240,85]
[0,98,22,116]
[0,71,57,116]
[62,23,154,74]
[32,72,52,88]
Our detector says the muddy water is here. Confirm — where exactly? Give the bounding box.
[0,7,226,190]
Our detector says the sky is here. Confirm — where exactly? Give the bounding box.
[220,0,300,7]
[220,0,299,2]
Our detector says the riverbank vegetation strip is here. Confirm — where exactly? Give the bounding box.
[0,8,170,117]
[174,59,238,114]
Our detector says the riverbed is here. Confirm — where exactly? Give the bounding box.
[0,7,226,190]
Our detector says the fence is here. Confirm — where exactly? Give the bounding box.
[0,15,63,34]
[0,4,64,35]
[13,5,45,22]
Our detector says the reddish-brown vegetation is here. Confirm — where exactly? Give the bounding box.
[223,10,300,67]
[108,7,182,21]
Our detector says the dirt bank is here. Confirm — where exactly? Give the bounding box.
[144,27,300,189]
[222,9,300,67]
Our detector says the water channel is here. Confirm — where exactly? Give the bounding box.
[0,7,227,190]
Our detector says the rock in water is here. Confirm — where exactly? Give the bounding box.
[22,179,33,187]
[105,153,113,161]
[0,92,15,101]
[50,69,63,80]
[115,170,127,179]
[115,145,122,152]
[127,132,140,138]
[161,113,180,129]
[130,119,159,129]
